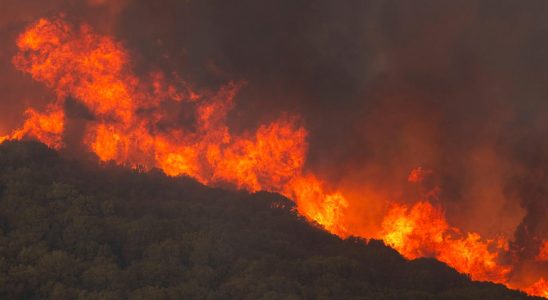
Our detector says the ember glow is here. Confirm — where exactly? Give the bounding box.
[2,17,547,298]
[538,242,548,262]
[525,278,548,299]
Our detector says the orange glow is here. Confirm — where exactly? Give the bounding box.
[538,241,548,262]
[5,17,340,233]
[524,278,548,298]
[283,175,349,235]
[2,17,546,298]
[0,104,64,149]
[407,166,432,183]
[381,201,511,283]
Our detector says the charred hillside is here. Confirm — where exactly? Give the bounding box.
[0,141,536,299]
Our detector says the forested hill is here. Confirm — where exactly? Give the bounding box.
[0,141,536,299]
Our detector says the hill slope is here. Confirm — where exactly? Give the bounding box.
[0,141,536,299]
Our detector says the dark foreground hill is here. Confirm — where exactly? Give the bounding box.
[0,141,536,299]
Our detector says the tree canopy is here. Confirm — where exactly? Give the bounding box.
[0,141,537,299]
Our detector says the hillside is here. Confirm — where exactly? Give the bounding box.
[0,141,537,299]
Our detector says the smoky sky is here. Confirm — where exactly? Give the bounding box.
[1,0,547,264]
[112,0,548,243]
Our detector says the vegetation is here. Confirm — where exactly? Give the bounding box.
[0,141,536,299]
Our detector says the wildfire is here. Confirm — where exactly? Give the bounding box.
[0,105,64,149]
[381,201,511,283]
[2,17,546,298]
[6,16,346,235]
[283,175,349,235]
[524,278,548,298]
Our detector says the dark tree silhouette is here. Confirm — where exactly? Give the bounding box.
[0,141,537,299]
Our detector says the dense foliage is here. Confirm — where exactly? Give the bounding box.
[0,141,536,299]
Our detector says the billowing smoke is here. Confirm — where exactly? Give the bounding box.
[109,0,547,259]
[0,0,547,294]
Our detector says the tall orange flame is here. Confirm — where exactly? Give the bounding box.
[381,201,511,283]
[2,17,546,298]
[8,16,346,235]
